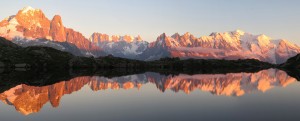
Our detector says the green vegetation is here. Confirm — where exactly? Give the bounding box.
[0,37,74,70]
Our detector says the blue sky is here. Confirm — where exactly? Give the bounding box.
[1,0,300,44]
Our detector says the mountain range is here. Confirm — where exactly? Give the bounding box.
[1,6,300,64]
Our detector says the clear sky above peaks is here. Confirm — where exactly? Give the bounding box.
[1,0,300,44]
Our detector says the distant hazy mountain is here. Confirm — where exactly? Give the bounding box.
[1,6,300,63]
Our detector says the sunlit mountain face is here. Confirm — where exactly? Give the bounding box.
[0,6,104,57]
[1,6,300,63]
[0,69,296,115]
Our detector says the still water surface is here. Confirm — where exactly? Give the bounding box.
[0,69,300,121]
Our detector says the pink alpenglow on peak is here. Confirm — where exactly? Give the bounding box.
[143,30,300,63]
[0,6,103,56]
[20,6,40,13]
[0,6,300,63]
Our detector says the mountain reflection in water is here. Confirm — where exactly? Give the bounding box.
[0,69,297,115]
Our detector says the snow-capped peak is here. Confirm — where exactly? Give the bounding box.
[279,39,299,48]
[258,34,271,40]
[21,6,39,13]
[184,32,191,36]
[257,34,271,45]
[234,29,245,35]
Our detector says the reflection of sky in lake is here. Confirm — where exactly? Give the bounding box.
[0,69,300,121]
